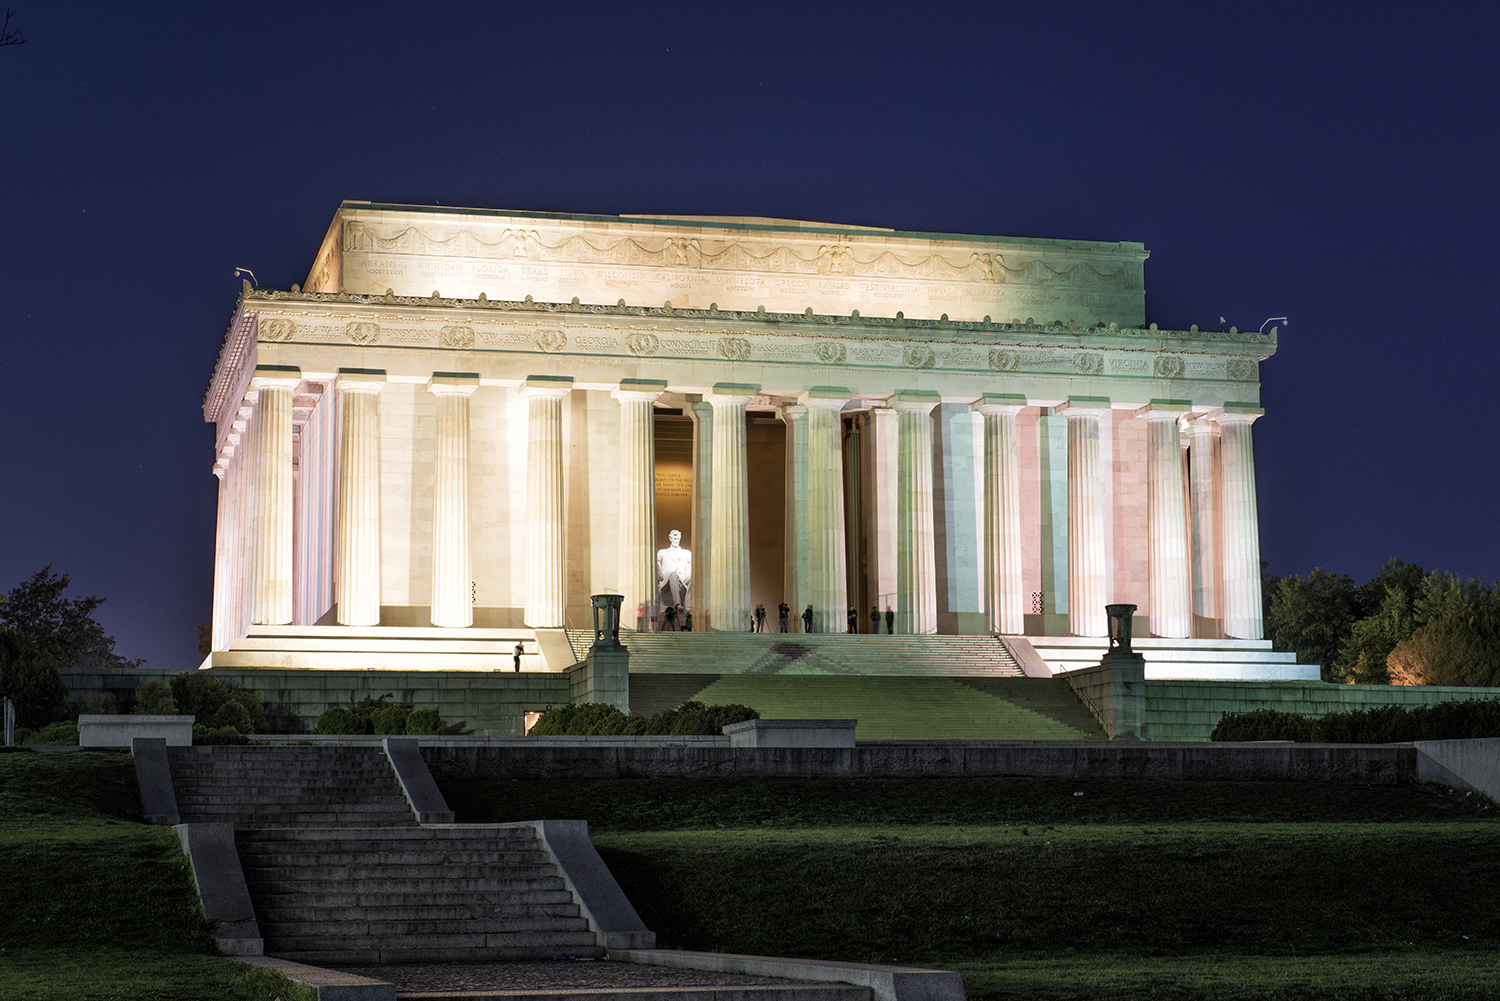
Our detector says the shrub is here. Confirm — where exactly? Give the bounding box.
[193,723,250,745]
[406,708,443,735]
[1388,606,1500,686]
[529,700,759,737]
[132,679,178,715]
[21,720,79,745]
[316,707,366,735]
[371,706,410,735]
[209,699,254,734]
[1211,698,1500,743]
[170,672,268,733]
[230,963,317,1001]
[70,691,118,718]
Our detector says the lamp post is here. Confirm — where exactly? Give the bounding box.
[1105,603,1138,654]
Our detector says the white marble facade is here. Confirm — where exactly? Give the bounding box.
[206,202,1275,658]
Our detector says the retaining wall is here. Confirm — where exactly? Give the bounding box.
[424,741,1415,784]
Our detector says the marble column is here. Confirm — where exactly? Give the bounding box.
[1186,417,1220,631]
[1215,407,1265,639]
[522,378,572,629]
[1140,403,1192,638]
[976,396,1026,635]
[892,394,939,634]
[801,390,850,633]
[613,379,665,631]
[428,374,478,628]
[706,385,756,631]
[779,404,809,630]
[337,370,384,627]
[249,368,299,626]
[688,398,714,624]
[1060,399,1109,638]
[866,406,899,619]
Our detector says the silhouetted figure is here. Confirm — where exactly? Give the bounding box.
[683,612,693,631]
[513,642,523,672]
[802,605,814,633]
[847,607,857,633]
[778,602,790,632]
[885,606,895,635]
[755,604,766,632]
[663,604,678,631]
[871,606,880,633]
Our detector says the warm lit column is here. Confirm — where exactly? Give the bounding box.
[1186,417,1219,630]
[209,462,231,653]
[867,406,898,619]
[1061,399,1109,638]
[976,396,1026,634]
[1215,406,1265,639]
[779,404,809,630]
[706,385,756,631]
[249,367,300,626]
[522,378,572,629]
[688,398,714,623]
[336,370,384,626]
[613,379,665,631]
[1140,403,1192,638]
[801,390,850,632]
[428,374,478,628]
[893,394,939,634]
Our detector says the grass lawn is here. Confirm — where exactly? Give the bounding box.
[447,775,1500,1000]
[0,748,297,1001]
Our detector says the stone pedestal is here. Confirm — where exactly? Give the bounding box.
[428,375,477,628]
[1061,400,1109,638]
[614,380,666,629]
[249,367,300,626]
[523,378,572,629]
[801,390,850,632]
[337,370,384,627]
[1216,407,1265,639]
[570,647,631,713]
[977,397,1026,634]
[1140,404,1192,638]
[893,394,940,634]
[706,385,756,631]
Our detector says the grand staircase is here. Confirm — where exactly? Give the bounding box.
[590,630,1026,676]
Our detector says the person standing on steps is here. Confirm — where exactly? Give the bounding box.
[663,604,678,631]
[683,611,693,631]
[885,606,895,635]
[513,641,523,672]
[871,605,880,634]
[847,607,857,633]
[778,602,790,632]
[755,604,766,632]
[802,605,814,633]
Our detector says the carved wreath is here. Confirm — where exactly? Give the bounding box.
[1154,355,1185,378]
[813,342,846,365]
[988,348,1020,372]
[439,325,475,350]
[904,346,936,369]
[718,337,752,361]
[1226,358,1258,381]
[260,318,295,343]
[1073,352,1104,375]
[346,322,380,345]
[625,333,659,357]
[534,329,568,352]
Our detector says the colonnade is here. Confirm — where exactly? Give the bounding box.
[216,366,1265,644]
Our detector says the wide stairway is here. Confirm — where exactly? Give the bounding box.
[583,630,1026,677]
[167,746,603,963]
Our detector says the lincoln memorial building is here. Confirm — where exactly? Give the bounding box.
[202,201,1314,683]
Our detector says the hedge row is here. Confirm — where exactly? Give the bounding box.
[529,700,759,737]
[1210,698,1500,743]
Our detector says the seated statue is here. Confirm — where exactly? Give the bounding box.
[656,529,692,612]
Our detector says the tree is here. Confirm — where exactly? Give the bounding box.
[1266,568,1361,681]
[0,9,23,48]
[1388,606,1500,687]
[0,568,145,670]
[0,628,68,730]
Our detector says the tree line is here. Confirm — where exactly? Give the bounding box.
[1266,559,1500,686]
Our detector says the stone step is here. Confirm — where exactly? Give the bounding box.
[265,931,604,952]
[252,889,577,909]
[185,813,419,827]
[238,837,542,853]
[238,850,553,866]
[255,902,582,922]
[238,826,536,843]
[389,986,869,1001]
[245,863,565,881]
[264,916,592,937]
[245,876,571,895]
[271,944,607,965]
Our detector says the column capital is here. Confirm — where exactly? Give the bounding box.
[428,372,479,397]
[338,368,386,395]
[1059,397,1110,418]
[974,393,1027,417]
[612,378,667,404]
[521,375,573,400]
[798,387,851,410]
[705,382,759,406]
[1136,399,1193,422]
[1210,404,1264,426]
[889,391,940,414]
[250,364,301,391]
[777,404,809,422]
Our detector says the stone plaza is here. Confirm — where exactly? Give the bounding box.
[199,201,1317,731]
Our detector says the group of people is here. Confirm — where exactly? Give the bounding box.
[656,603,693,631]
[650,601,897,634]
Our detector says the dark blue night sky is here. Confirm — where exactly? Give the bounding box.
[3,2,1496,670]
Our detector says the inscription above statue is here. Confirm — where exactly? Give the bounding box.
[656,530,692,612]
